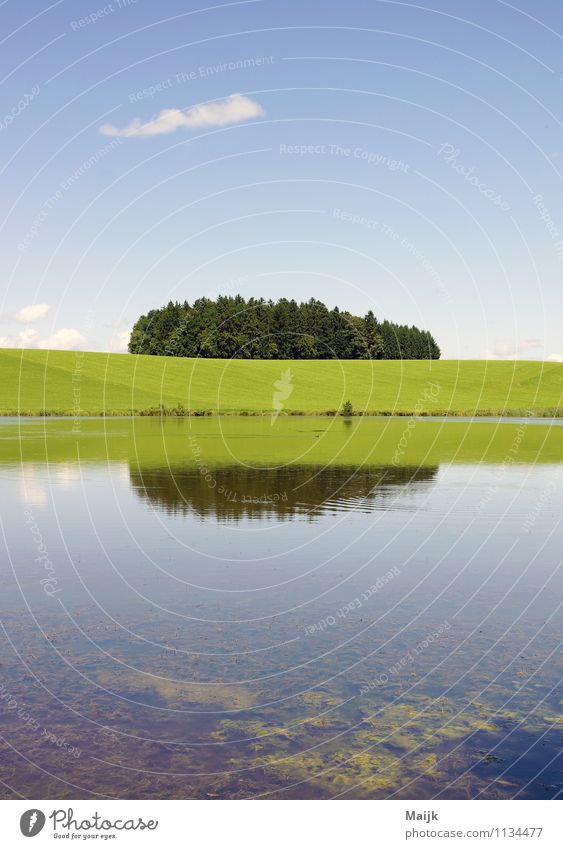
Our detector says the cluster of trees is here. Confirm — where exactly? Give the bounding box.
[130,464,439,521]
[128,296,441,360]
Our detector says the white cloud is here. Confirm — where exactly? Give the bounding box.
[547,353,563,362]
[0,327,86,350]
[42,328,86,350]
[109,329,131,353]
[484,339,542,360]
[99,94,264,138]
[15,302,49,322]
[18,328,40,345]
[0,328,39,347]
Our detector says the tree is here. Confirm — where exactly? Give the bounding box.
[128,296,441,361]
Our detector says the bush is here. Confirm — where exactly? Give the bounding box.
[341,400,354,416]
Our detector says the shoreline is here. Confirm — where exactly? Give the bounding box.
[1,408,561,419]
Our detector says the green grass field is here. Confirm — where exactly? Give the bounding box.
[0,347,562,416]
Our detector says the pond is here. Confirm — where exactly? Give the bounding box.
[0,416,561,798]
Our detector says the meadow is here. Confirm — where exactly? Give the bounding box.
[0,347,562,417]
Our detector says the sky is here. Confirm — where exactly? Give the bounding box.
[1,0,563,360]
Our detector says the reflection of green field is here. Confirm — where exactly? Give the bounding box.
[1,416,562,466]
[1,348,562,416]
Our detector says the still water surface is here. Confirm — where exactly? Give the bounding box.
[0,417,561,798]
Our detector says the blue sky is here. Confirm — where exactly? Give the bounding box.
[1,0,563,359]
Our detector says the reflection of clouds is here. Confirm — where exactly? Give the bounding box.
[111,463,130,486]
[54,463,81,488]
[16,461,131,506]
[18,461,88,505]
[19,466,48,507]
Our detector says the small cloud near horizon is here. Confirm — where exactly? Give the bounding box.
[0,327,86,351]
[484,338,542,360]
[109,329,131,353]
[547,353,563,362]
[45,328,87,350]
[99,94,264,138]
[15,303,49,322]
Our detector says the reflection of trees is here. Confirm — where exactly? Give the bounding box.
[128,464,439,522]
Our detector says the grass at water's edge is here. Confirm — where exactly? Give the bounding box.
[1,406,562,418]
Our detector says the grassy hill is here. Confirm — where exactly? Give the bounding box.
[0,348,562,416]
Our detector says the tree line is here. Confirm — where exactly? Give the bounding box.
[128,296,441,360]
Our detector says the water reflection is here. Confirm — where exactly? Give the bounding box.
[129,464,439,520]
[1,418,562,800]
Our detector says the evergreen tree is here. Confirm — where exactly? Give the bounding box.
[127,296,440,361]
